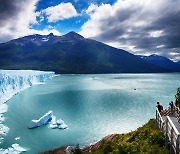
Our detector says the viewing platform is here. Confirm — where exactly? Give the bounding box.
[156,106,180,154]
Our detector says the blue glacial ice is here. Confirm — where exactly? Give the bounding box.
[49,114,68,129]
[29,110,68,129]
[29,111,53,129]
[0,70,55,153]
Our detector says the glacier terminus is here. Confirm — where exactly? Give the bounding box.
[0,70,55,153]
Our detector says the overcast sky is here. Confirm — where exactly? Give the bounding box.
[0,0,179,61]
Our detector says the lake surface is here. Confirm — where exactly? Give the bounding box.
[1,74,180,153]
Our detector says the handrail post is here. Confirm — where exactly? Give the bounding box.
[170,128,173,154]
[160,118,162,130]
[176,135,180,154]
[165,119,168,147]
[156,108,158,126]
[156,108,157,125]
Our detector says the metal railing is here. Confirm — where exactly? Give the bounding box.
[156,107,180,154]
[156,107,165,130]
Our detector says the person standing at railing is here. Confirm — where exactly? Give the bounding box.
[169,101,174,114]
[157,102,163,112]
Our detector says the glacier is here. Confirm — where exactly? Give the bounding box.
[0,70,55,152]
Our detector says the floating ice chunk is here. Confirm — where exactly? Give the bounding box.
[56,118,67,129]
[29,111,68,130]
[12,144,27,152]
[49,116,68,129]
[49,123,58,129]
[58,123,68,129]
[7,148,15,153]
[28,111,53,129]
[57,119,64,125]
[2,149,9,154]
[0,143,27,154]
[15,137,20,140]
[51,115,57,125]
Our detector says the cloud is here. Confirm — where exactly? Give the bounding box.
[39,3,78,22]
[0,0,60,43]
[79,0,180,61]
[86,3,98,15]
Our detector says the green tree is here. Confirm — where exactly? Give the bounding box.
[175,87,180,108]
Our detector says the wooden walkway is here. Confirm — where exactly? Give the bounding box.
[156,106,180,154]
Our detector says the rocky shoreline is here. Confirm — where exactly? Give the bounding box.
[40,134,118,154]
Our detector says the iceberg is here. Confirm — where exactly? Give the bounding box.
[49,117,68,129]
[0,143,27,153]
[58,123,68,129]
[0,70,55,144]
[29,111,68,130]
[51,114,67,129]
[29,111,53,129]
[15,137,20,140]
[12,144,27,152]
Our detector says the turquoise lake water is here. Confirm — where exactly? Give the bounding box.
[1,74,180,153]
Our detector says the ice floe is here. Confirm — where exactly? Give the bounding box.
[15,137,20,141]
[49,115,68,129]
[0,143,27,154]
[29,111,67,130]
[29,111,53,129]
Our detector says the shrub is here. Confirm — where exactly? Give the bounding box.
[91,119,169,154]
[175,87,180,108]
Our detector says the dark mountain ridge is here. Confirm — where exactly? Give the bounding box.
[138,54,180,72]
[0,32,171,73]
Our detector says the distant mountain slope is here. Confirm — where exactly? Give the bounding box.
[0,32,170,73]
[138,54,180,72]
[176,61,180,65]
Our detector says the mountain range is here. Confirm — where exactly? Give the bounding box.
[0,32,178,73]
[138,54,180,72]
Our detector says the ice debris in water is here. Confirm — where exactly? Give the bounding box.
[49,115,68,129]
[0,143,27,154]
[15,137,21,140]
[29,111,67,129]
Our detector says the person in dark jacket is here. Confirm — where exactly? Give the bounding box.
[157,102,163,112]
[169,101,174,114]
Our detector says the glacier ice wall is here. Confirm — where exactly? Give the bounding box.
[0,70,55,144]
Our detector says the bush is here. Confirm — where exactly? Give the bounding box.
[175,87,180,108]
[91,119,169,154]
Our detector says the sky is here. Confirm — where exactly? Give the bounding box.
[0,0,180,61]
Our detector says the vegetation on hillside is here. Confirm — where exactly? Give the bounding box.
[80,119,169,154]
[175,87,180,108]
